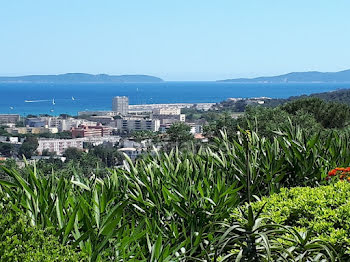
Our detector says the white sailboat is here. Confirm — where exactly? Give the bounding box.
[52,98,55,105]
[72,96,75,101]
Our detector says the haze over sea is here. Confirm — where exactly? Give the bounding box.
[1,82,349,116]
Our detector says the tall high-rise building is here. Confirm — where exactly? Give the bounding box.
[112,96,129,115]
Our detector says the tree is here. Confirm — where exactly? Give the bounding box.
[166,122,193,148]
[90,145,122,167]
[63,147,83,162]
[131,130,155,143]
[42,149,56,157]
[281,97,350,129]
[0,142,15,157]
[18,136,38,158]
[204,112,238,139]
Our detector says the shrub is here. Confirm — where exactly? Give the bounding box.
[242,182,350,260]
[0,200,86,262]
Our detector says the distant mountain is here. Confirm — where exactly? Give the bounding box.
[219,69,350,83]
[0,73,163,83]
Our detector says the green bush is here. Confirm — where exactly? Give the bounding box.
[0,201,86,262]
[242,182,350,260]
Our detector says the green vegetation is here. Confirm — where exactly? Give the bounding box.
[204,97,350,139]
[18,135,38,158]
[0,126,12,137]
[36,131,72,139]
[35,145,123,177]
[0,142,15,157]
[2,97,350,260]
[166,121,194,148]
[0,195,86,261]
[240,182,350,260]
[1,122,350,260]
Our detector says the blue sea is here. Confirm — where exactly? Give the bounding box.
[0,82,349,115]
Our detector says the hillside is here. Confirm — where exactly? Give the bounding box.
[263,88,350,107]
[0,73,163,83]
[220,69,350,83]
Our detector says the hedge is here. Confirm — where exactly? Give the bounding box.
[242,182,350,260]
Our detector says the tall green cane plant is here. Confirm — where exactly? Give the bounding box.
[213,128,338,261]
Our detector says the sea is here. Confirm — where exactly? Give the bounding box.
[0,82,349,116]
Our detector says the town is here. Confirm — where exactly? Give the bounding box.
[0,96,269,166]
[0,96,215,165]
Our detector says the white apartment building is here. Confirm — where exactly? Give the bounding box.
[37,138,84,155]
[81,136,120,146]
[115,118,160,132]
[0,114,20,124]
[152,114,185,124]
[189,124,203,134]
[78,111,117,117]
[39,117,97,132]
[152,107,181,115]
[112,96,129,115]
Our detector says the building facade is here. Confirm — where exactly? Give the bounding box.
[152,107,181,115]
[71,124,111,138]
[0,114,20,124]
[152,114,185,124]
[112,96,129,115]
[25,118,46,127]
[115,118,160,133]
[6,127,58,135]
[78,111,117,117]
[37,138,84,155]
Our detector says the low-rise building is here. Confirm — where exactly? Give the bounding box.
[37,138,84,155]
[78,111,117,117]
[25,118,46,127]
[152,107,181,115]
[0,136,20,144]
[6,127,58,135]
[25,117,98,132]
[115,118,160,133]
[88,116,114,125]
[0,114,20,124]
[45,117,97,132]
[188,123,203,134]
[71,124,111,138]
[82,136,120,146]
[152,114,185,124]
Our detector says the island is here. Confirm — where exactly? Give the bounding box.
[0,73,164,83]
[219,69,350,83]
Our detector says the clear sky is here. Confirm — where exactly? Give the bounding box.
[1,0,350,80]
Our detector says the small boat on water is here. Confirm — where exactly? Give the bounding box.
[52,98,55,105]
[25,99,50,103]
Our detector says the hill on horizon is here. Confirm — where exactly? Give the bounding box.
[0,73,163,83]
[219,69,350,83]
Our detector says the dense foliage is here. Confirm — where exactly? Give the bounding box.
[0,196,86,261]
[1,123,350,260]
[243,182,350,260]
[204,97,350,139]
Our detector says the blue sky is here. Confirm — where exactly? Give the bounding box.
[1,1,350,80]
